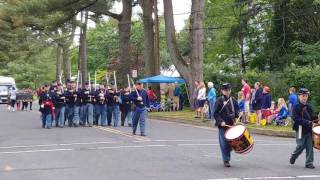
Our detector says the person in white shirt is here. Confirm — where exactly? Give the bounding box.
[196,82,207,119]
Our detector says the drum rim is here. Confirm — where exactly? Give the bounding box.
[235,143,254,154]
[225,125,246,140]
[313,125,320,135]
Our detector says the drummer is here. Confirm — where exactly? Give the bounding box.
[290,88,318,169]
[214,83,239,167]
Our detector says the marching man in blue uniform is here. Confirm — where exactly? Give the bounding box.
[53,83,66,128]
[80,81,94,127]
[64,81,77,127]
[130,82,149,136]
[290,88,318,169]
[93,85,107,126]
[39,84,55,129]
[106,86,119,127]
[120,87,133,127]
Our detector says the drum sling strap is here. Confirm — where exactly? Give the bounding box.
[219,96,235,117]
[298,107,311,139]
[302,107,312,122]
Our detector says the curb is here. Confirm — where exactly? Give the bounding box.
[247,127,295,138]
[149,115,295,138]
[149,116,214,128]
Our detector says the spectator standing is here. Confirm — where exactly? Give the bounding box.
[173,82,181,111]
[207,82,216,120]
[9,87,17,112]
[167,83,174,100]
[241,79,251,123]
[261,86,272,124]
[147,86,157,103]
[251,82,263,125]
[288,87,298,117]
[179,93,185,110]
[197,82,207,119]
[193,81,200,117]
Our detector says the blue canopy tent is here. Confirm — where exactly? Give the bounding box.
[139,75,185,84]
[138,75,189,106]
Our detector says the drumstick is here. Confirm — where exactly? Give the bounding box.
[130,78,140,97]
[235,116,241,124]
[127,74,131,93]
[113,71,118,93]
[224,125,233,128]
[298,125,302,139]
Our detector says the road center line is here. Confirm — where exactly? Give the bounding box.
[89,144,170,150]
[206,175,320,180]
[0,148,74,154]
[178,143,294,147]
[94,126,150,142]
[0,145,170,155]
[0,141,120,149]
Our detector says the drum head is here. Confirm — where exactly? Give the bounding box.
[313,125,320,135]
[225,125,246,140]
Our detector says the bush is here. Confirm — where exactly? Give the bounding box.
[284,65,320,112]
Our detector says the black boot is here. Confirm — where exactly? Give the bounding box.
[224,161,231,167]
[289,156,296,165]
[305,164,315,169]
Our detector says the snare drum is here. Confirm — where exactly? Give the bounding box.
[312,124,320,150]
[225,125,254,154]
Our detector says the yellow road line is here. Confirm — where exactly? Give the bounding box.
[93,126,150,142]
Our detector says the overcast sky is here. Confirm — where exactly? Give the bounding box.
[112,0,191,30]
[76,1,191,44]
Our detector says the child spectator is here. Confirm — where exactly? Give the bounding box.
[274,98,289,126]
[202,101,210,119]
[264,101,278,124]
[238,91,246,123]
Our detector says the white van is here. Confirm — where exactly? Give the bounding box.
[0,76,16,104]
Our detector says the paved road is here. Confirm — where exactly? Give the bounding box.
[0,105,320,180]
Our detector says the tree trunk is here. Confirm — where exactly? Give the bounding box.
[62,22,76,82]
[153,0,161,100]
[78,12,83,74]
[62,43,72,81]
[163,0,205,110]
[118,0,132,87]
[239,7,246,73]
[81,11,89,86]
[55,45,63,82]
[240,38,246,72]
[140,0,156,77]
[190,0,204,83]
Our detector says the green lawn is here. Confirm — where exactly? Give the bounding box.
[149,110,294,132]
[150,110,196,121]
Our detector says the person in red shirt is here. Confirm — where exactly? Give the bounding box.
[241,79,251,123]
[147,86,157,102]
